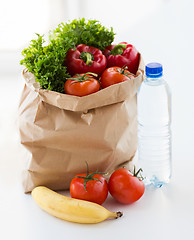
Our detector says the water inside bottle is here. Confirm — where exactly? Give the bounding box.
[138,77,172,187]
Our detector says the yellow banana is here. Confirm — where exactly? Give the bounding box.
[31,186,123,224]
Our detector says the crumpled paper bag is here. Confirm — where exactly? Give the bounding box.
[18,56,144,193]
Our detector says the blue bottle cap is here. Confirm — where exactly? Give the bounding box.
[145,62,163,77]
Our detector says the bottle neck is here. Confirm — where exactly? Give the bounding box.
[145,75,164,85]
[146,74,163,80]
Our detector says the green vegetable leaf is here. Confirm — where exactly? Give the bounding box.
[52,18,115,51]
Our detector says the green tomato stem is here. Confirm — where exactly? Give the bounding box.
[67,72,98,83]
[75,161,106,192]
[133,166,144,180]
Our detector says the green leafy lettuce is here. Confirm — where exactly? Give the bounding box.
[20,18,115,93]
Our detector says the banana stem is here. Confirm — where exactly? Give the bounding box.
[108,211,123,219]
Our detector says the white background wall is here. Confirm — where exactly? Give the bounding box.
[0,0,164,50]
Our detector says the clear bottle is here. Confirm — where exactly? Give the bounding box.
[137,62,171,187]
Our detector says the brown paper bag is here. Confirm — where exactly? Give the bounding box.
[19,56,144,193]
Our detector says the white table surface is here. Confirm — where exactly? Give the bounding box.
[1,0,194,239]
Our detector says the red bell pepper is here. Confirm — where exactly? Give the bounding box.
[103,42,140,74]
[65,44,107,76]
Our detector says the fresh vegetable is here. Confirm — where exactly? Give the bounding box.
[100,66,135,88]
[65,44,107,76]
[32,186,123,224]
[108,167,145,204]
[70,163,108,205]
[20,34,71,93]
[103,42,140,74]
[64,72,100,97]
[53,19,115,51]
[20,18,115,93]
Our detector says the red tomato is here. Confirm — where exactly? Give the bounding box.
[108,168,145,204]
[64,73,100,97]
[100,66,135,89]
[70,171,108,205]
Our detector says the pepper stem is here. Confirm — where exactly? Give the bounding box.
[110,44,127,56]
[80,51,94,66]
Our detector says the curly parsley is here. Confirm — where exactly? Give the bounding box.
[20,18,115,93]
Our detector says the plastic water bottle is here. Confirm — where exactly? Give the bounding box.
[137,62,171,187]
